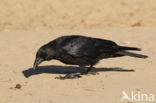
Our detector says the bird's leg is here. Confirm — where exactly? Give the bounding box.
[79,65,89,74]
[55,73,81,80]
[80,65,99,75]
[55,66,83,79]
[86,65,93,73]
[55,65,98,80]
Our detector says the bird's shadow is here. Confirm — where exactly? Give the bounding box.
[22,65,135,78]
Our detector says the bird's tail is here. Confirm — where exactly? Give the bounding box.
[117,46,141,51]
[116,51,148,59]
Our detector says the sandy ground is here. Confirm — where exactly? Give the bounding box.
[0,28,155,103]
[1,0,156,31]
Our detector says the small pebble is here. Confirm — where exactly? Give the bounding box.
[15,84,21,89]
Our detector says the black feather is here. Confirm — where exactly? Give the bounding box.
[33,35,148,74]
[116,51,148,58]
[117,46,141,51]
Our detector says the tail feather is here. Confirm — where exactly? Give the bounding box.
[117,51,148,59]
[118,46,141,51]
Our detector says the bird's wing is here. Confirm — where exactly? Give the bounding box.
[61,37,117,57]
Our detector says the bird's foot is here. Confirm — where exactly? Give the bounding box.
[55,73,82,80]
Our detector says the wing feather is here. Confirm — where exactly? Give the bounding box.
[60,36,117,57]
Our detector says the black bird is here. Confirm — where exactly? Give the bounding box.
[33,35,148,78]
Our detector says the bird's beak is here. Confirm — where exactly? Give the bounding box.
[33,58,43,70]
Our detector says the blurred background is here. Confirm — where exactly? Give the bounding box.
[0,0,156,31]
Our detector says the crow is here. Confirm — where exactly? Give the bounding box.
[33,35,148,79]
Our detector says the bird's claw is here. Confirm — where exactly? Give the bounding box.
[55,73,82,80]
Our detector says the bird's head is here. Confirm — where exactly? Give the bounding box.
[33,44,56,70]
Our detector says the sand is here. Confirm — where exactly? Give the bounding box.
[1,0,156,31]
[0,28,155,103]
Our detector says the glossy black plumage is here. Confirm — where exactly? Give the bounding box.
[33,35,148,75]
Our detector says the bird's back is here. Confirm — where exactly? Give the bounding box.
[54,35,118,56]
[52,35,119,65]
